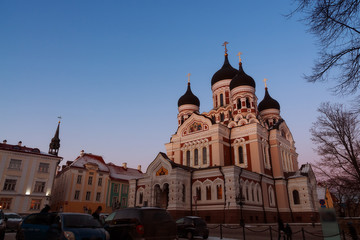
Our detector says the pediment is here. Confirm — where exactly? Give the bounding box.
[178,114,213,137]
[145,152,173,177]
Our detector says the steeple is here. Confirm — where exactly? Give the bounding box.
[49,120,61,156]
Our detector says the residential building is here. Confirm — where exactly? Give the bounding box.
[0,122,62,214]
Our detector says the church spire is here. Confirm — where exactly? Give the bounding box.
[49,120,61,156]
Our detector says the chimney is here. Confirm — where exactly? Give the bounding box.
[3,140,7,144]
[137,165,141,171]
[122,162,127,169]
[18,141,22,146]
[80,150,85,156]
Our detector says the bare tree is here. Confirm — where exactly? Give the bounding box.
[311,102,360,215]
[290,0,360,95]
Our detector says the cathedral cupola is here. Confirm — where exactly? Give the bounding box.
[211,42,238,109]
[258,80,281,127]
[229,52,257,117]
[177,74,200,126]
[49,120,61,156]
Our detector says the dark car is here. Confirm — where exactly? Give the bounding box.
[176,216,209,239]
[16,212,110,240]
[4,213,22,231]
[104,207,177,240]
[0,210,6,240]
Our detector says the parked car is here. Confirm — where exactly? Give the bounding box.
[176,216,209,239]
[16,212,110,240]
[4,213,22,231]
[0,210,6,240]
[104,207,177,240]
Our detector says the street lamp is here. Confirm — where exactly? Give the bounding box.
[236,192,245,227]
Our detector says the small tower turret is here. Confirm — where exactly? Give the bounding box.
[258,80,281,127]
[49,121,61,156]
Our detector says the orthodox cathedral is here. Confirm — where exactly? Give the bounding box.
[128,44,318,223]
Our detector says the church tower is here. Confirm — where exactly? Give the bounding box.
[49,121,60,156]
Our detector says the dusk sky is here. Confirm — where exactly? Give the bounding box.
[0,1,352,170]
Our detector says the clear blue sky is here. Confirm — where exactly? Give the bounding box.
[0,1,351,170]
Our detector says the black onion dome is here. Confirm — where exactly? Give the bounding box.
[258,88,280,112]
[178,82,200,107]
[211,54,239,86]
[229,63,256,90]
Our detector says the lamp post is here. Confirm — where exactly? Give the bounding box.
[236,192,246,240]
[236,193,245,227]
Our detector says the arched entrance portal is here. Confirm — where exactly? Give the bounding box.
[154,183,169,209]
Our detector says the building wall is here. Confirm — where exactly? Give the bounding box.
[0,149,60,215]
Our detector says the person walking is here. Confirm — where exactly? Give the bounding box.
[278,218,285,240]
[285,223,292,240]
[92,206,102,220]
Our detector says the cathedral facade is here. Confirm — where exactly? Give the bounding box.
[128,46,318,223]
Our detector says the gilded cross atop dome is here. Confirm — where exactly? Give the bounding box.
[237,52,242,63]
[187,73,191,83]
[58,116,62,123]
[263,78,268,88]
[222,41,229,55]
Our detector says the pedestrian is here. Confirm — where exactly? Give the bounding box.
[285,223,292,240]
[40,204,51,213]
[278,217,285,240]
[92,206,102,220]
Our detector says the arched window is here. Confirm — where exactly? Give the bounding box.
[194,149,198,165]
[186,151,190,166]
[217,185,222,200]
[237,99,241,109]
[246,98,251,108]
[196,187,201,201]
[238,146,244,164]
[212,115,215,122]
[182,184,186,202]
[202,147,207,164]
[246,186,249,201]
[220,113,224,122]
[293,190,300,205]
[251,188,254,202]
[256,187,260,202]
[181,116,184,124]
[206,186,211,200]
[220,94,224,106]
[139,192,143,204]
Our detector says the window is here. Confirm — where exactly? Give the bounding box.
[246,98,251,108]
[30,199,41,210]
[9,159,21,170]
[186,150,190,166]
[96,192,101,201]
[122,185,128,194]
[238,146,244,164]
[74,190,80,200]
[3,179,16,191]
[196,187,201,201]
[113,184,119,193]
[217,185,222,200]
[98,178,102,187]
[38,163,49,173]
[293,190,300,204]
[0,198,12,210]
[202,147,207,164]
[121,197,127,207]
[206,186,211,200]
[246,186,249,201]
[251,188,255,201]
[77,175,82,184]
[182,184,186,202]
[34,181,45,193]
[220,113,224,122]
[85,191,91,201]
[194,149,198,165]
[139,192,143,204]
[112,196,118,207]
[88,176,93,185]
[237,99,241,109]
[220,93,224,106]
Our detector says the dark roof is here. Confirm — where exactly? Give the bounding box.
[178,82,200,107]
[211,54,239,86]
[229,62,256,90]
[258,88,280,112]
[159,152,195,171]
[0,142,61,158]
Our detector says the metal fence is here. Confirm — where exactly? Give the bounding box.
[208,224,354,240]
